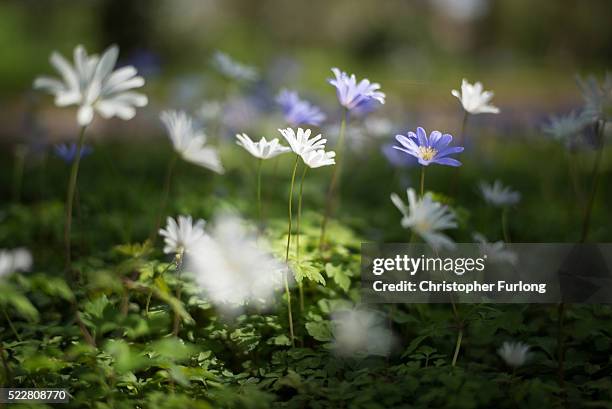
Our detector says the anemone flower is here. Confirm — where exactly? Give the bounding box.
[394,127,464,167]
[543,111,589,149]
[328,68,385,113]
[161,110,224,174]
[54,143,93,163]
[211,51,258,82]
[479,180,521,207]
[301,149,336,169]
[451,79,499,115]
[186,214,285,310]
[34,44,148,127]
[158,215,207,256]
[473,233,518,266]
[331,308,395,357]
[278,127,327,156]
[236,133,291,223]
[34,44,147,270]
[277,89,326,127]
[391,188,457,251]
[0,248,33,279]
[498,341,531,368]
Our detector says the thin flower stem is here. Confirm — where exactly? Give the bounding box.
[2,309,21,342]
[150,153,178,243]
[172,252,184,337]
[296,166,308,313]
[420,166,426,197]
[451,328,463,367]
[284,155,299,346]
[502,207,511,243]
[257,158,263,226]
[64,125,87,272]
[319,108,348,250]
[580,122,605,242]
[458,110,469,147]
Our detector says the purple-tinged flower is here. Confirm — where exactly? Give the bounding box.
[276,89,326,127]
[54,142,93,163]
[328,68,385,113]
[393,127,463,167]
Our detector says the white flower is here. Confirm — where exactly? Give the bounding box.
[186,214,285,308]
[278,127,327,156]
[158,215,207,255]
[0,248,33,278]
[34,44,147,126]
[391,188,457,251]
[235,133,291,160]
[301,149,336,168]
[498,341,531,368]
[479,180,520,207]
[473,233,518,266]
[211,51,258,82]
[160,110,224,174]
[332,309,395,357]
[197,100,222,122]
[543,112,588,147]
[451,79,499,115]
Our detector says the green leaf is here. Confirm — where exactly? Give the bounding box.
[305,320,333,342]
[290,259,325,285]
[324,263,351,292]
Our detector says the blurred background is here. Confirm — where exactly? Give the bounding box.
[1,0,612,142]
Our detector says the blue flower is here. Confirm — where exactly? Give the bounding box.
[54,143,93,163]
[277,89,326,127]
[393,127,463,167]
[328,68,385,113]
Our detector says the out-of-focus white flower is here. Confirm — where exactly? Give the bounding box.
[473,233,518,266]
[332,308,395,357]
[479,180,520,207]
[235,133,291,160]
[186,214,285,308]
[451,79,499,115]
[212,51,258,82]
[391,188,457,251]
[577,73,612,124]
[278,127,327,156]
[543,111,588,147]
[160,110,224,174]
[159,215,207,255]
[498,341,531,368]
[34,44,148,126]
[197,100,222,123]
[0,248,33,278]
[301,149,336,168]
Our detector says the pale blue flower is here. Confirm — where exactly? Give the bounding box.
[276,89,326,127]
[328,68,385,113]
[54,142,93,163]
[393,127,463,167]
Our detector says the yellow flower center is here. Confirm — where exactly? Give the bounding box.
[419,146,437,161]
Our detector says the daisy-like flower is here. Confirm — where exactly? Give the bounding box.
[158,215,207,255]
[278,127,327,156]
[577,73,612,124]
[160,110,224,174]
[235,133,291,160]
[211,51,258,82]
[186,214,285,307]
[473,233,518,266]
[391,188,457,250]
[451,79,500,115]
[0,248,33,279]
[328,68,385,113]
[301,149,336,168]
[393,127,464,167]
[498,341,531,368]
[332,308,395,357]
[276,89,326,127]
[54,142,93,163]
[34,44,148,127]
[543,111,588,147]
[479,180,521,207]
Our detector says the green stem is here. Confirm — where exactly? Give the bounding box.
[580,122,605,242]
[2,309,21,342]
[172,252,184,336]
[284,155,299,346]
[257,158,263,226]
[64,126,87,271]
[150,154,178,243]
[458,111,469,146]
[297,166,308,313]
[420,166,426,197]
[451,328,463,367]
[319,109,348,250]
[502,207,511,243]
